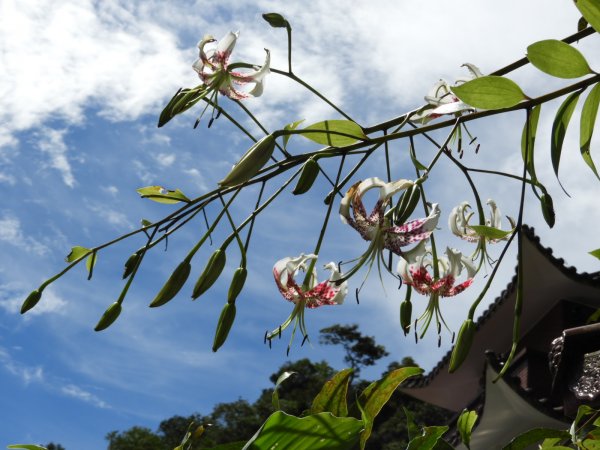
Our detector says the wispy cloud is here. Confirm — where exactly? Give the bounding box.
[61,384,110,409]
[0,213,49,255]
[35,127,76,187]
[87,203,134,230]
[0,347,45,385]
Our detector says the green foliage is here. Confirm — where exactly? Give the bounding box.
[457,409,478,449]
[501,428,571,450]
[271,370,296,410]
[106,427,164,450]
[136,186,191,204]
[527,40,592,78]
[468,225,512,240]
[451,76,527,109]
[298,120,366,147]
[551,91,581,188]
[575,0,600,32]
[580,82,600,180]
[310,368,353,417]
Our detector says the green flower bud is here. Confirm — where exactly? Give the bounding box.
[94,302,122,331]
[400,300,412,335]
[150,260,191,307]
[262,13,289,28]
[449,319,476,373]
[122,252,141,279]
[396,186,421,224]
[540,193,555,228]
[228,267,247,304]
[21,289,42,314]
[292,158,320,195]
[219,135,276,187]
[212,303,237,352]
[192,249,226,299]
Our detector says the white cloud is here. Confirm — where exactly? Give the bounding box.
[61,384,110,409]
[87,203,134,229]
[153,152,176,167]
[102,185,119,196]
[0,213,49,255]
[0,346,44,385]
[0,172,16,185]
[35,127,75,187]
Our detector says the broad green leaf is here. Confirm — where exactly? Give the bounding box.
[282,119,304,149]
[242,411,363,450]
[403,407,420,441]
[576,0,600,33]
[353,366,423,449]
[527,40,592,79]
[300,120,366,147]
[457,409,478,449]
[582,439,600,449]
[521,104,542,184]
[136,186,191,204]
[8,446,48,450]
[590,248,600,260]
[468,225,512,241]
[502,428,571,450]
[310,368,353,417]
[451,76,527,110]
[551,91,581,189]
[66,245,91,263]
[406,426,449,450]
[580,83,600,180]
[272,371,296,411]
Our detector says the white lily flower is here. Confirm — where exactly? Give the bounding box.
[192,31,270,100]
[448,199,515,243]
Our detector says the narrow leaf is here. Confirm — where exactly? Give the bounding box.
[282,119,305,149]
[457,409,478,449]
[310,368,353,417]
[468,225,512,240]
[272,371,296,411]
[527,39,592,78]
[8,446,48,450]
[136,186,191,204]
[551,91,581,189]
[590,248,600,260]
[353,366,423,449]
[403,407,420,441]
[521,104,542,184]
[300,120,366,147]
[580,82,600,180]
[406,426,449,450]
[502,428,570,450]
[451,76,527,110]
[242,411,362,450]
[576,0,600,33]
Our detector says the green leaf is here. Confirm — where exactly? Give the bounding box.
[576,0,600,33]
[468,225,512,241]
[579,16,589,32]
[158,86,208,128]
[580,82,600,180]
[588,308,600,323]
[551,91,581,189]
[310,368,353,417]
[272,371,296,411]
[521,104,542,184]
[590,248,600,260]
[136,186,191,204]
[527,40,592,78]
[282,119,305,149]
[403,407,420,441]
[451,76,527,110]
[66,245,91,263]
[457,409,478,449]
[262,13,289,28]
[242,411,363,450]
[406,426,449,450]
[353,366,423,449]
[8,446,48,450]
[299,120,366,147]
[502,428,571,450]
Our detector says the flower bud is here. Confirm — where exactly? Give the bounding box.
[21,289,42,314]
[212,303,237,352]
[94,302,122,331]
[449,319,476,373]
[262,13,289,28]
[540,193,555,228]
[192,249,226,299]
[228,267,247,304]
[292,158,320,195]
[400,300,412,336]
[396,186,421,225]
[219,135,276,187]
[150,260,191,307]
[122,252,141,279]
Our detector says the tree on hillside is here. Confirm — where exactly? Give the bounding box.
[106,426,163,450]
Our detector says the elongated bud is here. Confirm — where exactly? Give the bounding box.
[219,135,276,187]
[21,289,42,314]
[192,249,226,299]
[123,252,141,279]
[150,260,191,307]
[212,303,237,352]
[449,319,476,373]
[262,13,289,28]
[400,301,412,336]
[228,267,247,304]
[292,158,320,195]
[396,187,421,224]
[94,302,122,331]
[540,193,555,228]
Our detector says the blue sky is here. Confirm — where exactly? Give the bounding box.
[2,1,600,448]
